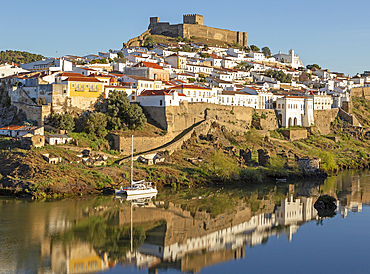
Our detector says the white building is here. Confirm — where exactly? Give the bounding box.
[20,58,72,72]
[0,63,28,78]
[273,49,303,69]
[276,96,314,127]
[136,89,188,107]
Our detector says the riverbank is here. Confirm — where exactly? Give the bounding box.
[2,119,369,199]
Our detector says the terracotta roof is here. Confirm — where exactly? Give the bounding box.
[63,76,102,83]
[134,61,163,70]
[59,72,86,77]
[0,125,24,130]
[171,84,211,90]
[139,89,170,96]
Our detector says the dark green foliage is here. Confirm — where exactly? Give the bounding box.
[250,45,260,52]
[261,46,271,57]
[49,113,75,131]
[85,112,108,138]
[265,69,292,83]
[0,50,45,64]
[102,90,146,130]
[90,58,107,64]
[306,64,321,70]
[200,52,209,58]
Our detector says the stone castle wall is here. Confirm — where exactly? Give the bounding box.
[12,102,51,125]
[350,87,370,100]
[111,120,211,156]
[312,109,339,135]
[148,16,247,46]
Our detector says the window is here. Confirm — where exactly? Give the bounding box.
[95,84,98,90]
[278,104,280,109]
[282,104,285,109]
[72,83,75,88]
[86,84,88,89]
[160,100,163,106]
[90,84,93,90]
[77,84,80,90]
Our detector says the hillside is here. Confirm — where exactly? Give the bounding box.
[0,50,45,64]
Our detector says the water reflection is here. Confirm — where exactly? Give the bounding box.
[1,171,370,273]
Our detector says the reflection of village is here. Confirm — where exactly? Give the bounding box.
[1,172,369,274]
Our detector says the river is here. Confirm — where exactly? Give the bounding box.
[1,170,370,274]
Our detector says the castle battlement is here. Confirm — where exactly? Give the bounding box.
[148,14,247,46]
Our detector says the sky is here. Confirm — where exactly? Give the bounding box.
[1,0,370,76]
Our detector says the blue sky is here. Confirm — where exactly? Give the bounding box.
[1,0,369,75]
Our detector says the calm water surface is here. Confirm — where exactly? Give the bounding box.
[1,171,370,274]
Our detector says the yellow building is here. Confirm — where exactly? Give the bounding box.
[63,76,104,98]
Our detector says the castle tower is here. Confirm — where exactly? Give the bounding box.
[149,17,160,29]
[183,14,203,25]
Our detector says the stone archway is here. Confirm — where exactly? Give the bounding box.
[294,117,297,126]
[288,117,292,127]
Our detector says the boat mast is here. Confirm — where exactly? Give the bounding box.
[131,135,133,187]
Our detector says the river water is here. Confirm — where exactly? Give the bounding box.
[1,171,370,274]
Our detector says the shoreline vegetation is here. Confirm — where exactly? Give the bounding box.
[1,117,369,200]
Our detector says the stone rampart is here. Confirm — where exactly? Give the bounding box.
[124,29,151,48]
[111,120,212,155]
[12,102,51,125]
[110,133,175,154]
[350,87,370,100]
[254,109,278,130]
[182,24,247,46]
[312,109,339,135]
[143,103,260,135]
[338,108,361,127]
[281,129,307,141]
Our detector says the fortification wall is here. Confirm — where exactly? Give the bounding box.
[143,103,257,134]
[350,87,370,100]
[124,29,151,48]
[281,129,308,141]
[312,109,339,135]
[12,102,51,125]
[182,24,247,46]
[254,109,278,130]
[52,92,98,115]
[147,17,247,46]
[111,120,211,155]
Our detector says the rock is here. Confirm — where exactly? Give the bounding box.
[314,195,337,218]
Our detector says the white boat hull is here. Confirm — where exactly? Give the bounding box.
[115,187,158,196]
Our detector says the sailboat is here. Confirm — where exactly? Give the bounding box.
[115,135,158,196]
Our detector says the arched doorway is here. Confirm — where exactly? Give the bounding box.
[288,117,292,127]
[278,114,282,126]
[294,117,297,126]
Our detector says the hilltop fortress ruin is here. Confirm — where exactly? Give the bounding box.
[124,14,247,47]
[149,14,247,46]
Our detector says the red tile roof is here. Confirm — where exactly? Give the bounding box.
[134,61,164,70]
[171,84,211,90]
[139,90,170,96]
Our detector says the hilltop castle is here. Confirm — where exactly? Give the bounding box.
[148,14,247,47]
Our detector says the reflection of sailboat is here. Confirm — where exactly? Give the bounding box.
[115,135,158,196]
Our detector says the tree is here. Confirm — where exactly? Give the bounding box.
[144,35,154,47]
[85,112,108,137]
[117,52,124,58]
[49,113,75,131]
[306,64,321,70]
[262,46,271,57]
[265,69,292,83]
[250,45,260,52]
[299,72,311,83]
[103,90,146,130]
